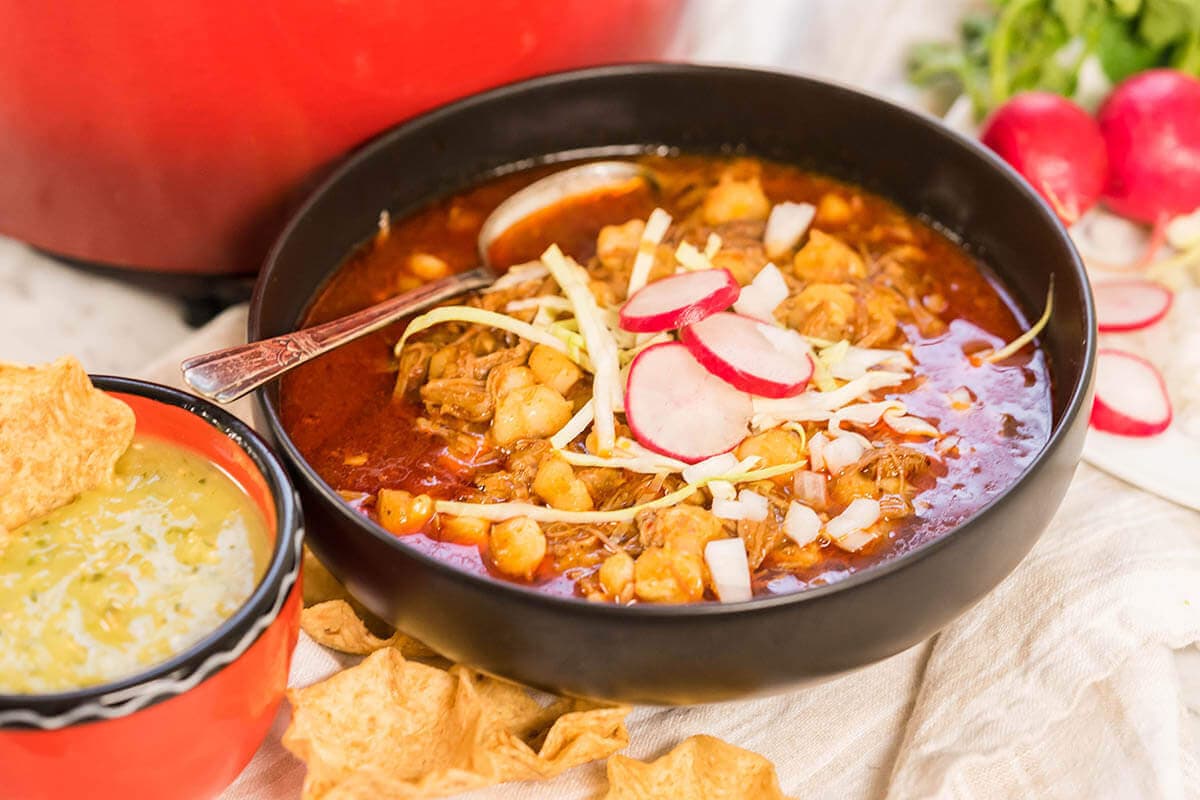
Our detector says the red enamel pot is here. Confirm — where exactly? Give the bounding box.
[0,377,303,800]
[0,0,684,277]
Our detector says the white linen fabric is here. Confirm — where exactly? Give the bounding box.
[140,281,1199,800]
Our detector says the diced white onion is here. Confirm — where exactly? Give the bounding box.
[832,528,877,552]
[827,427,872,449]
[707,479,737,502]
[704,538,753,602]
[792,470,828,508]
[735,489,769,521]
[821,435,866,474]
[826,497,881,550]
[681,452,740,485]
[783,502,821,547]
[882,409,940,438]
[675,241,714,271]
[829,346,913,381]
[733,263,789,322]
[808,432,829,472]
[712,498,748,520]
[764,201,815,260]
[832,400,905,428]
[935,435,961,455]
[947,386,974,410]
[705,233,722,259]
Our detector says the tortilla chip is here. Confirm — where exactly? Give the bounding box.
[602,735,791,800]
[0,357,135,531]
[283,648,630,799]
[301,599,437,659]
[302,545,353,607]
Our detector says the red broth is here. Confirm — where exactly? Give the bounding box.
[280,156,1052,599]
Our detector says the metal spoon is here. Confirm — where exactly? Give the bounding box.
[181,161,653,403]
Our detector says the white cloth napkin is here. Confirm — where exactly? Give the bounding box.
[140,302,1200,800]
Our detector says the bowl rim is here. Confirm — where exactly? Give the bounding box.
[250,61,1095,619]
[0,375,303,727]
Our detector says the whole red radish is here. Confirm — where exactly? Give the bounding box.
[1098,69,1200,225]
[981,92,1107,225]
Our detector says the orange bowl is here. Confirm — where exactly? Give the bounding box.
[0,377,303,800]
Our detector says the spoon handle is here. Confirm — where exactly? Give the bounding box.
[181,266,494,403]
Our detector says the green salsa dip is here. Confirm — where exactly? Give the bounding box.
[0,436,269,694]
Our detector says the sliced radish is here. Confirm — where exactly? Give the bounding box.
[624,342,753,463]
[680,312,814,399]
[1093,280,1173,332]
[1090,348,1173,437]
[619,269,739,333]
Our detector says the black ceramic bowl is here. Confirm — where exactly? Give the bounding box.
[249,64,1095,704]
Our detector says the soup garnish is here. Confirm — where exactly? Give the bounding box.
[280,156,1053,604]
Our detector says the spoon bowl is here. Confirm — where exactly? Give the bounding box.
[180,161,653,402]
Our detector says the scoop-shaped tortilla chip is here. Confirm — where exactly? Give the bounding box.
[0,357,134,531]
[602,735,791,800]
[300,599,436,659]
[284,648,630,799]
[302,545,354,607]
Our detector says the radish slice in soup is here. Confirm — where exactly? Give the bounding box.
[624,342,753,463]
[704,538,752,602]
[619,269,739,333]
[680,312,814,398]
[1093,280,1173,332]
[1090,348,1173,437]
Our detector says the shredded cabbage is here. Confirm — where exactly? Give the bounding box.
[436,485,698,524]
[555,450,682,474]
[983,280,1053,364]
[434,458,807,524]
[549,400,594,449]
[542,245,622,455]
[750,371,911,430]
[481,261,549,293]
[626,208,672,297]
[506,296,573,314]
[393,305,588,369]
